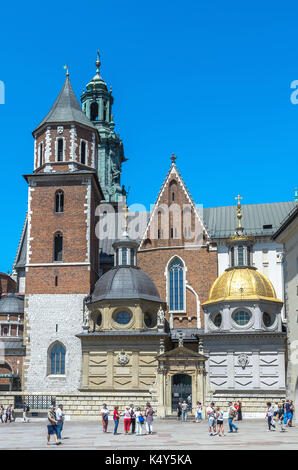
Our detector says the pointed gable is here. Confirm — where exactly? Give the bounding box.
[140,158,209,250]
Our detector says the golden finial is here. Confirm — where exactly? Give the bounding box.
[235,195,243,228]
[171,153,177,164]
[95,49,101,75]
[63,64,69,77]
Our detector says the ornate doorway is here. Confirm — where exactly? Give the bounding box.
[171,374,192,412]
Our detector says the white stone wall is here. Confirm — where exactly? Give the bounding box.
[204,336,286,393]
[24,294,85,393]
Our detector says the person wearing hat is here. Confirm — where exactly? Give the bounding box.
[47,405,61,445]
[56,404,65,440]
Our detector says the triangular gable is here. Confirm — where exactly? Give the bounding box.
[140,161,209,249]
[158,345,208,361]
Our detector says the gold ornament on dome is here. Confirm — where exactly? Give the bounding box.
[202,267,283,306]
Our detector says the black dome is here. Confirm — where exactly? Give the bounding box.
[0,294,24,314]
[91,266,163,303]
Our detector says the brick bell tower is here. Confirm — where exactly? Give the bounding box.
[23,69,104,392]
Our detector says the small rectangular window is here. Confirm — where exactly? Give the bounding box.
[57,139,64,161]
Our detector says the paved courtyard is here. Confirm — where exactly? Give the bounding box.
[0,418,297,450]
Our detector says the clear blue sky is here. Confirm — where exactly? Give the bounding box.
[0,0,297,273]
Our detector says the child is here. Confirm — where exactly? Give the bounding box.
[196,402,202,423]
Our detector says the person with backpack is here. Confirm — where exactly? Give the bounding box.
[130,403,136,434]
[135,407,145,435]
[228,402,239,433]
[23,401,30,423]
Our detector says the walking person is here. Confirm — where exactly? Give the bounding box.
[47,405,61,446]
[135,407,145,435]
[130,403,136,434]
[195,402,203,423]
[56,404,65,439]
[5,405,12,423]
[177,401,182,421]
[227,402,239,433]
[145,402,155,435]
[23,401,30,423]
[123,407,131,434]
[0,405,4,423]
[216,407,225,437]
[181,400,188,421]
[100,403,110,433]
[284,400,293,427]
[113,406,120,435]
[266,402,276,431]
[277,404,286,432]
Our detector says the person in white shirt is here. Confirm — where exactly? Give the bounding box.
[100,404,110,433]
[135,407,144,435]
[56,404,65,440]
[216,407,225,436]
[206,402,216,435]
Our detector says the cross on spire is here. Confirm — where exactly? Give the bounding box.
[235,194,242,205]
[171,153,177,164]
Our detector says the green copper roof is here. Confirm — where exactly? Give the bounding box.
[34,76,96,132]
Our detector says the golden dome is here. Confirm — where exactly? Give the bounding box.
[203,267,283,306]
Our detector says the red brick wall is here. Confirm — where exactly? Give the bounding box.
[138,247,217,328]
[138,166,218,328]
[34,124,98,171]
[0,274,16,295]
[26,176,101,294]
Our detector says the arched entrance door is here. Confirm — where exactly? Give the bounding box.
[172,374,192,412]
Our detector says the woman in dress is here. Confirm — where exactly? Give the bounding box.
[145,402,155,435]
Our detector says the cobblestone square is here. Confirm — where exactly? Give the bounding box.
[0,418,297,450]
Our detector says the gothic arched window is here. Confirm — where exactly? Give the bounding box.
[49,342,66,375]
[54,232,63,262]
[91,102,98,121]
[55,190,64,213]
[169,258,184,311]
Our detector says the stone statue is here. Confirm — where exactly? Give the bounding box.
[157,305,165,330]
[83,307,90,329]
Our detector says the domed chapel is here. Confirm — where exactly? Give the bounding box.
[9,52,293,418]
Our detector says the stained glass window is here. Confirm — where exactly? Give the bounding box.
[169,258,184,311]
[50,343,65,375]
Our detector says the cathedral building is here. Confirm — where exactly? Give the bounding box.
[4,52,297,417]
